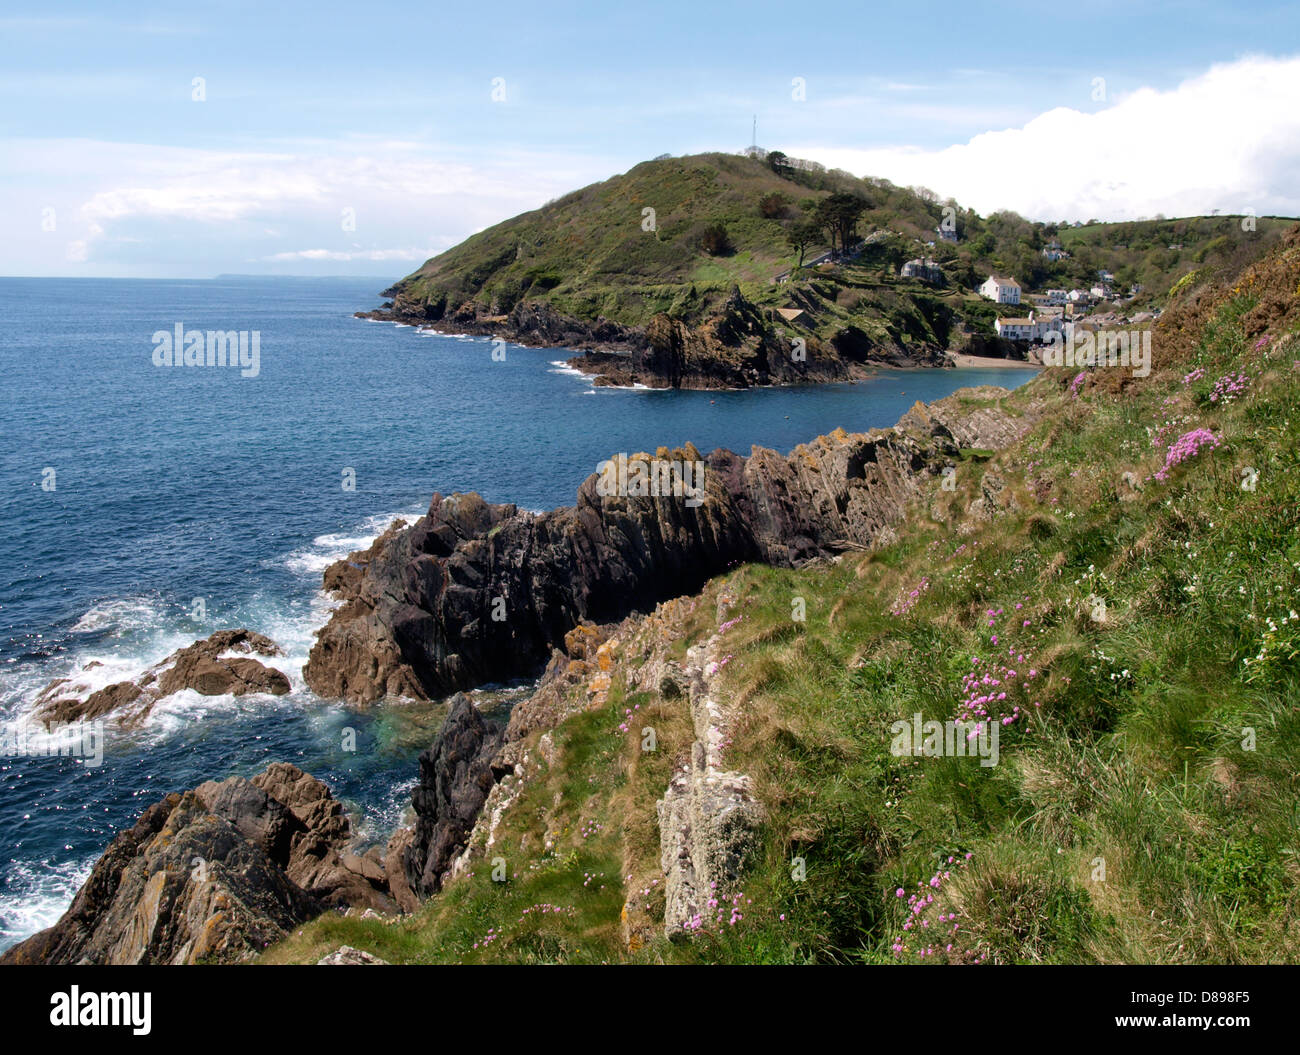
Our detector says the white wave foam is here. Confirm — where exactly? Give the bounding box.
[145,686,304,739]
[5,509,417,736]
[281,510,419,581]
[547,360,591,380]
[71,597,164,635]
[0,855,95,953]
[283,551,335,575]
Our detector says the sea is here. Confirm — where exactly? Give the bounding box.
[0,275,1036,951]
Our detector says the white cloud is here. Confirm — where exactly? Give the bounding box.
[788,54,1300,221]
[264,247,443,262]
[0,138,618,275]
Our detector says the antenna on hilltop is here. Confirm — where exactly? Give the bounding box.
[752,114,757,151]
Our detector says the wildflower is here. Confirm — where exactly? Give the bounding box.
[1154,428,1220,482]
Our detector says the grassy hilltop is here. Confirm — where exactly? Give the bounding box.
[271,224,1300,965]
[379,151,1294,354]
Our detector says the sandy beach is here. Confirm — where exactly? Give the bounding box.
[949,353,1041,369]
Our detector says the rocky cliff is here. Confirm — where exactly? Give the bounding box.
[564,285,871,389]
[304,386,1032,705]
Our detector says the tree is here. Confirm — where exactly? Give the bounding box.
[759,192,789,219]
[785,216,823,267]
[700,223,733,256]
[767,150,790,175]
[814,192,869,256]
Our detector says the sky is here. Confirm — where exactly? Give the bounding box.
[1,0,1298,278]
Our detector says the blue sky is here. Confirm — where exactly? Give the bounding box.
[2,1,1298,277]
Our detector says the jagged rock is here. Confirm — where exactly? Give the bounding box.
[502,622,615,742]
[193,774,299,865]
[404,694,506,897]
[35,629,290,727]
[659,761,764,937]
[383,827,419,914]
[1,763,392,965]
[317,945,389,965]
[305,389,1033,704]
[248,763,394,911]
[0,792,316,965]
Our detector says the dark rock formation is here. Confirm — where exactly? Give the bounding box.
[567,286,859,389]
[1,763,393,965]
[304,387,1032,704]
[35,629,290,727]
[356,296,646,354]
[231,763,393,911]
[404,694,506,897]
[359,284,953,385]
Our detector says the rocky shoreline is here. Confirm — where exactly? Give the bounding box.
[357,284,968,389]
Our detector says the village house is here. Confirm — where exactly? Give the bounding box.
[1044,289,1068,305]
[900,258,944,284]
[1042,241,1070,261]
[995,310,1064,343]
[979,274,1021,305]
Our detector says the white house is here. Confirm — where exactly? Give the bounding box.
[995,311,1064,343]
[979,275,1021,305]
[1042,242,1069,261]
[1044,289,1068,305]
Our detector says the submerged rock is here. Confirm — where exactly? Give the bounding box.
[34,628,290,727]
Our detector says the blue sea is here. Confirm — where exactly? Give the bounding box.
[0,275,1036,951]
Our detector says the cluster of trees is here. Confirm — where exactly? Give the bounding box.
[779,192,870,267]
[751,147,1256,304]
